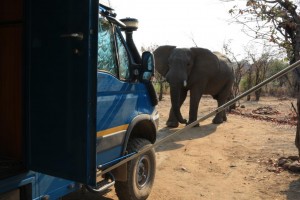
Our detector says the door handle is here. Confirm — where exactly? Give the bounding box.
[60,32,84,40]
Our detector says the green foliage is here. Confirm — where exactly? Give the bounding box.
[267,59,288,77]
[230,0,299,62]
[229,0,300,98]
[153,82,169,94]
[239,77,248,92]
[239,58,292,97]
[264,59,292,96]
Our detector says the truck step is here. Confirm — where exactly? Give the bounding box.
[85,172,115,194]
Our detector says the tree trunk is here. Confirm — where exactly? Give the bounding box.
[292,14,300,156]
[255,88,261,101]
[247,95,251,101]
[296,94,300,157]
[294,70,300,157]
[246,66,253,101]
[159,81,163,101]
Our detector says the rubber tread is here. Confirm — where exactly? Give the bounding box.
[115,138,156,200]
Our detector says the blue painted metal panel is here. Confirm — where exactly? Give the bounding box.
[35,173,80,200]
[97,72,140,130]
[0,171,81,200]
[0,172,36,194]
[96,72,154,132]
[96,72,155,166]
[96,146,123,166]
[27,0,98,185]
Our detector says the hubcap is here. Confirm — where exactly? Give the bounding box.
[136,155,151,189]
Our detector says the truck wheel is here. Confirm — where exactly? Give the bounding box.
[115,138,156,200]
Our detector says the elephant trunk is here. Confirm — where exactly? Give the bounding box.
[170,84,187,124]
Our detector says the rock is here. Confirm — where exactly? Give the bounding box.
[267,166,277,172]
[287,156,299,161]
[180,166,189,173]
[278,158,288,166]
[229,164,237,168]
[288,161,300,172]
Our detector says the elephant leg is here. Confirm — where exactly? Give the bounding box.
[212,83,232,124]
[213,98,226,124]
[188,89,202,127]
[167,89,188,127]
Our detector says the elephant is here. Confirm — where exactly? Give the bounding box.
[153,45,234,128]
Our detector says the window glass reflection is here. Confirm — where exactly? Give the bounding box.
[97,18,117,76]
[116,32,130,80]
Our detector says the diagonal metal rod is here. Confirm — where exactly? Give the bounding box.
[98,60,300,176]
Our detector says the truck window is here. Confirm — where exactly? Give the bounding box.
[97,17,131,80]
[98,18,118,76]
[116,31,130,80]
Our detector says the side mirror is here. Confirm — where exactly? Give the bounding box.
[141,51,155,82]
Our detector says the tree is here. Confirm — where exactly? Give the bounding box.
[223,41,245,97]
[230,0,300,156]
[242,46,273,101]
[266,59,291,96]
[141,44,167,101]
[252,53,270,100]
[229,0,300,81]
[245,60,254,100]
[223,41,249,108]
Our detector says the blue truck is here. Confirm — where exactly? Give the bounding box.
[0,1,159,200]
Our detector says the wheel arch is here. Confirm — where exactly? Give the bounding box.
[111,114,157,182]
[123,114,157,153]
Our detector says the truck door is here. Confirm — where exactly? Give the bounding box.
[27,0,98,185]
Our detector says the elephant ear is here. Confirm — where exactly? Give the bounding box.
[153,45,176,77]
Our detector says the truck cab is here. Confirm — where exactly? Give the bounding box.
[0,1,158,199]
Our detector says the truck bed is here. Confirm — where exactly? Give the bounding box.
[0,157,23,180]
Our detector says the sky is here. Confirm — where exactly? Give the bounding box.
[110,0,259,58]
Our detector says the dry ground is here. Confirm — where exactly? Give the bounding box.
[66,95,300,200]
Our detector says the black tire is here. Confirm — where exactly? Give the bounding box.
[115,138,156,200]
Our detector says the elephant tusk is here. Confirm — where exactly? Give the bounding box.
[183,80,187,87]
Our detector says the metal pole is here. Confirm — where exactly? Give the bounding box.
[98,60,300,176]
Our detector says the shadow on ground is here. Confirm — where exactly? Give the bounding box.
[286,178,300,200]
[155,122,219,152]
[63,188,114,200]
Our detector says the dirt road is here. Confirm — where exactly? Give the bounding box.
[66,95,300,200]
